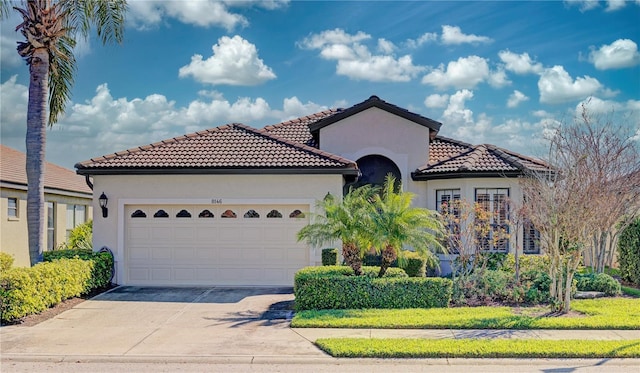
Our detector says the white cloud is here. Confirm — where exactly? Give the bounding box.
[538,65,603,104]
[564,0,600,12]
[575,96,640,116]
[440,25,492,45]
[422,56,491,89]
[1,34,24,68]
[377,38,396,54]
[488,68,511,88]
[588,39,640,70]
[128,0,249,30]
[442,89,476,126]
[605,0,627,11]
[498,50,543,74]
[300,29,425,82]
[405,32,438,48]
[179,35,276,86]
[0,77,328,169]
[424,94,450,109]
[507,90,529,108]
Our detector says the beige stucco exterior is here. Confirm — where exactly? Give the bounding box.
[318,107,430,206]
[1,185,93,267]
[91,173,344,284]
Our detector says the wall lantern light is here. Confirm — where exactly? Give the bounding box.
[99,192,108,218]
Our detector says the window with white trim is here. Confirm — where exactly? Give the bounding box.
[66,204,86,238]
[523,220,541,254]
[436,189,461,254]
[475,188,510,252]
[47,202,55,251]
[7,197,18,218]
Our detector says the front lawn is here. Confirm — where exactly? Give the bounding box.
[315,338,640,358]
[291,297,640,329]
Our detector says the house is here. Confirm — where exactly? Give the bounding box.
[76,96,549,286]
[1,145,93,267]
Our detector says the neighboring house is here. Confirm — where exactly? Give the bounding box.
[1,145,93,267]
[76,96,549,286]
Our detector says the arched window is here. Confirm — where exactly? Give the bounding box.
[131,210,147,218]
[176,209,192,218]
[244,209,260,218]
[198,209,214,218]
[221,209,237,218]
[267,209,282,218]
[289,210,305,218]
[351,154,401,190]
[154,209,169,218]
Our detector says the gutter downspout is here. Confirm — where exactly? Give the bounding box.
[84,175,93,190]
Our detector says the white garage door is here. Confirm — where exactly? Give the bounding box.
[124,204,310,286]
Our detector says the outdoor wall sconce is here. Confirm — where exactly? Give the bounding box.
[99,192,108,218]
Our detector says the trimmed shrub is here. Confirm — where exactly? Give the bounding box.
[65,220,93,250]
[400,251,426,277]
[501,254,550,274]
[575,272,621,296]
[0,258,92,322]
[618,219,640,287]
[0,252,14,272]
[321,248,339,266]
[294,266,450,311]
[43,249,113,289]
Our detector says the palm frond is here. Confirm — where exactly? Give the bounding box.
[60,0,126,44]
[48,33,75,124]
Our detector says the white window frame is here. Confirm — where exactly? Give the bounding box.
[475,188,510,252]
[7,197,18,219]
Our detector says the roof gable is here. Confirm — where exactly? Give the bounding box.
[412,136,551,180]
[308,96,442,137]
[1,145,92,195]
[76,123,358,175]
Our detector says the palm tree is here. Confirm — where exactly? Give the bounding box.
[369,175,446,278]
[2,0,126,265]
[297,186,377,275]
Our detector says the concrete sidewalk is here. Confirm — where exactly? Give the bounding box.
[293,328,640,341]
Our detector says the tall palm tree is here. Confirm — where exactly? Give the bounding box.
[369,175,446,277]
[2,0,126,265]
[297,186,377,275]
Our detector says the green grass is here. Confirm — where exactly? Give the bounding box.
[291,297,640,329]
[622,286,640,297]
[315,338,640,358]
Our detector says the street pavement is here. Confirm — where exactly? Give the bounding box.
[1,286,638,372]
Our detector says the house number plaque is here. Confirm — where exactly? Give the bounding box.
[211,198,223,204]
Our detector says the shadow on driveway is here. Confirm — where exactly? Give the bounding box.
[92,286,294,304]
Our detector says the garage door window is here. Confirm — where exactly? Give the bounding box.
[154,210,169,218]
[176,209,192,218]
[290,210,305,218]
[267,209,282,218]
[132,210,147,218]
[244,209,259,218]
[221,209,237,218]
[199,209,214,218]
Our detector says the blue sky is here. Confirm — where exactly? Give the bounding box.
[1,0,639,169]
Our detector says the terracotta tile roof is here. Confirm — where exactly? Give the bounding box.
[262,109,338,147]
[1,145,92,195]
[76,123,358,175]
[412,136,551,179]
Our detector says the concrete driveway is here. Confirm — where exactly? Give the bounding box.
[0,286,326,359]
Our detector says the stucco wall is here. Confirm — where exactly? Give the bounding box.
[91,173,345,283]
[318,107,430,206]
[1,187,93,267]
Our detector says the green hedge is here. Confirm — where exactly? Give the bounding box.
[321,248,338,266]
[400,251,426,277]
[1,249,115,323]
[618,219,640,287]
[575,272,621,296]
[43,249,113,289]
[294,266,451,311]
[0,258,92,322]
[0,252,14,272]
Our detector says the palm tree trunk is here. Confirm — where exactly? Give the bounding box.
[342,242,363,276]
[26,47,49,266]
[378,244,397,278]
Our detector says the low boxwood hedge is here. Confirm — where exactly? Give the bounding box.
[1,249,114,323]
[294,265,452,311]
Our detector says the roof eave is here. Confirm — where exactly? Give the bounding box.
[411,170,524,181]
[309,96,442,134]
[76,167,360,176]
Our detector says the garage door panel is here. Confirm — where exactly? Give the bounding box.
[125,204,310,286]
